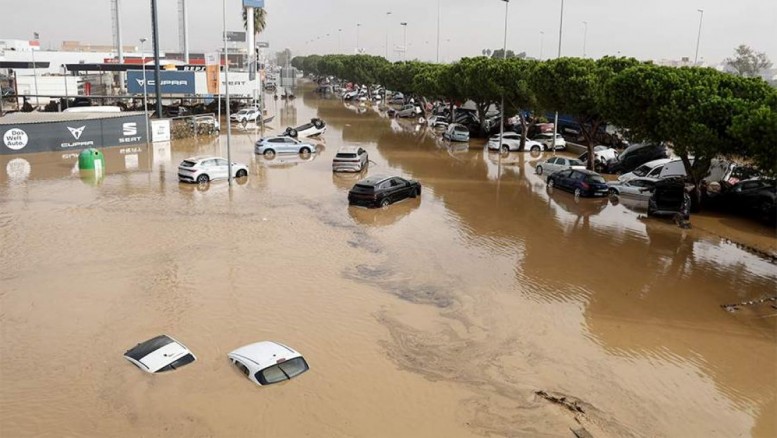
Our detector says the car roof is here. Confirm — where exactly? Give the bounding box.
[185,155,222,162]
[640,158,672,168]
[337,146,360,153]
[357,175,394,185]
[228,341,302,372]
[571,168,601,175]
[124,335,193,373]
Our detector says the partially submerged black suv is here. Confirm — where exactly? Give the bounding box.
[648,177,691,220]
[348,175,421,208]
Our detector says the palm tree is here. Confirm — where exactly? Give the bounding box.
[242,7,266,34]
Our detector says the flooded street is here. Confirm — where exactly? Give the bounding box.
[1,82,776,437]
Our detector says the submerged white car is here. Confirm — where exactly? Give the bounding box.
[178,155,249,183]
[228,341,310,386]
[124,334,196,373]
[487,132,544,153]
[285,118,327,138]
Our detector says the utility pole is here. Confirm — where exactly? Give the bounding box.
[222,0,233,185]
[436,0,441,63]
[150,0,163,118]
[401,22,408,61]
[552,0,565,158]
[694,9,704,65]
[582,21,587,58]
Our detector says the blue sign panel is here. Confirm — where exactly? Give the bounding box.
[243,0,264,7]
[127,70,195,94]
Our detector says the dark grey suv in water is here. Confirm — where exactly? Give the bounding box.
[348,175,421,208]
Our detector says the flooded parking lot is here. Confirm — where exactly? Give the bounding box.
[1,83,775,437]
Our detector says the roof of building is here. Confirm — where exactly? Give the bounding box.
[0,111,146,125]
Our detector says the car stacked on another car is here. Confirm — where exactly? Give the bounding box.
[706,178,776,225]
[348,175,421,208]
[606,142,668,175]
[547,168,610,197]
[333,146,369,172]
[284,118,327,138]
[579,145,619,172]
[535,156,586,175]
[178,155,248,183]
[532,133,566,150]
[255,136,316,156]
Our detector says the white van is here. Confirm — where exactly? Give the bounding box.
[618,158,671,182]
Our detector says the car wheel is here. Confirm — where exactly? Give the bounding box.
[241,119,247,128]
[574,188,582,197]
[380,198,391,208]
[236,169,247,178]
[300,147,311,155]
[536,166,543,175]
[530,145,540,153]
[547,178,555,188]
[196,174,209,183]
[608,187,618,195]
[410,188,419,198]
[263,149,275,157]
[501,145,509,154]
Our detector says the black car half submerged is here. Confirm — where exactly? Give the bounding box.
[348,175,421,208]
[648,177,691,220]
[547,169,609,197]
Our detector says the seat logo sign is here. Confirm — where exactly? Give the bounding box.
[67,126,86,140]
[120,122,142,144]
[123,122,137,136]
[3,128,29,150]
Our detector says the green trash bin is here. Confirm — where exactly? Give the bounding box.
[78,148,105,171]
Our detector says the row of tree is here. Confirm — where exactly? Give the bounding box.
[290,54,777,186]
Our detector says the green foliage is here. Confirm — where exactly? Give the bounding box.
[730,90,777,176]
[242,8,266,34]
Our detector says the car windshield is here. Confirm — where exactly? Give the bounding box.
[181,160,197,168]
[256,357,309,385]
[633,164,651,177]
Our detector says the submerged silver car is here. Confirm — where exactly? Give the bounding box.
[443,123,470,142]
[333,146,369,172]
[255,135,316,156]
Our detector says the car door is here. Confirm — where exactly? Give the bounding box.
[555,169,572,188]
[214,158,229,179]
[280,137,296,153]
[553,158,567,174]
[388,178,406,201]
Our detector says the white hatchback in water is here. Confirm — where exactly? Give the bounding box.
[228,341,310,386]
[124,334,197,373]
[178,155,249,183]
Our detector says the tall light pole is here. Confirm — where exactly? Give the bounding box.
[539,31,544,59]
[497,0,509,176]
[385,12,392,59]
[222,0,232,185]
[551,0,565,158]
[436,0,441,63]
[140,38,150,144]
[356,23,361,54]
[30,33,40,106]
[400,22,408,61]
[582,21,588,58]
[338,28,342,53]
[694,9,704,65]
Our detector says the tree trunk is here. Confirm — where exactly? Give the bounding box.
[518,113,528,152]
[578,118,601,171]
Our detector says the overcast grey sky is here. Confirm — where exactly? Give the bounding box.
[4,0,776,65]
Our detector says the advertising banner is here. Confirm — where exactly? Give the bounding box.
[242,0,264,7]
[1,114,148,155]
[225,31,246,42]
[127,70,196,94]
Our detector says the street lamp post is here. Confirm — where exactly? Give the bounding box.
[31,33,40,106]
[539,31,544,59]
[356,23,361,54]
[140,38,150,144]
[497,0,509,176]
[552,0,565,158]
[385,12,392,59]
[436,0,441,63]
[582,21,588,58]
[338,29,342,53]
[694,9,704,65]
[400,22,408,61]
[222,0,232,185]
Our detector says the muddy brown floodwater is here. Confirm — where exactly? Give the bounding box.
[1,82,776,437]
